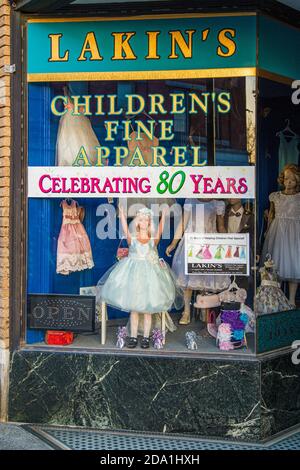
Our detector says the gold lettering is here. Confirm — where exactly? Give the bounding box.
[49,34,69,62]
[112,32,137,60]
[169,30,195,59]
[145,31,160,59]
[217,29,236,57]
[78,32,103,61]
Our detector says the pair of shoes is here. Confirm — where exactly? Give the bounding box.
[140,337,150,349]
[179,312,190,325]
[127,337,138,348]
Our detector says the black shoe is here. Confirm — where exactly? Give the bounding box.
[140,337,150,349]
[127,337,138,349]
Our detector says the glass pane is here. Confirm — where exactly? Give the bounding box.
[27,78,256,355]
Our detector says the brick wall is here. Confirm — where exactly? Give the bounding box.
[0,0,11,420]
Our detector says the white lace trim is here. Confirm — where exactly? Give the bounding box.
[57,252,94,275]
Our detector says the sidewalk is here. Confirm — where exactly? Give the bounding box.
[0,424,52,450]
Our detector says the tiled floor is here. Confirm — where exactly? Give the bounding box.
[28,425,300,450]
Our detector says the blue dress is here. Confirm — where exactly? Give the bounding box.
[98,238,181,313]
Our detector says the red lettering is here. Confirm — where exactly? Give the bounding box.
[81,178,91,193]
[52,177,62,193]
[213,177,226,194]
[190,174,203,193]
[71,178,80,193]
[203,177,214,194]
[226,177,238,194]
[39,174,52,193]
[91,178,101,193]
[238,177,248,194]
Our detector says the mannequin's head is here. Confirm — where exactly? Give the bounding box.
[278,164,300,193]
[135,208,154,235]
[228,198,242,208]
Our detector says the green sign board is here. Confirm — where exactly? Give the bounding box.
[257,309,300,354]
[27,14,257,81]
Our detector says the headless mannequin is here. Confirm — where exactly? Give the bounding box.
[166,199,226,324]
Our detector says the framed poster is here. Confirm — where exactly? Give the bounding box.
[185,233,250,276]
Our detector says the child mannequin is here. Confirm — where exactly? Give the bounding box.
[166,198,230,325]
[262,164,300,306]
[98,206,181,348]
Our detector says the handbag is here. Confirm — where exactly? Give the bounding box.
[116,237,129,260]
[194,293,221,309]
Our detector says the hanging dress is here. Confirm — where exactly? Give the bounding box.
[278,132,299,174]
[240,246,246,259]
[56,200,94,275]
[215,245,224,260]
[225,246,232,258]
[56,106,100,166]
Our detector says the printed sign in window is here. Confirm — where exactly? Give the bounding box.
[185,233,250,276]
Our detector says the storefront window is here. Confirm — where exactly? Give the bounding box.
[256,77,300,330]
[26,76,260,355]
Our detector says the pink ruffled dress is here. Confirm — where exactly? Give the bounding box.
[56,200,94,275]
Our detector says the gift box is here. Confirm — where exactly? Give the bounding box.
[45,330,74,346]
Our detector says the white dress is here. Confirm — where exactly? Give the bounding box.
[172,199,231,291]
[56,109,100,166]
[262,192,300,281]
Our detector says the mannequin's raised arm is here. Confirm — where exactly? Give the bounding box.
[165,209,190,256]
[119,206,131,245]
[155,208,167,245]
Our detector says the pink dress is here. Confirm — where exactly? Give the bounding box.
[56,200,94,275]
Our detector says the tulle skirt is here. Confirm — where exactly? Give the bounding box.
[262,218,300,281]
[97,257,184,313]
[56,111,100,166]
[254,286,293,315]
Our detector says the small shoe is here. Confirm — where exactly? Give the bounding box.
[179,313,190,325]
[140,337,150,349]
[127,337,138,349]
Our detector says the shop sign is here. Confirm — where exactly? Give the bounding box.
[27,15,256,80]
[257,309,300,354]
[28,166,255,199]
[27,294,96,332]
[185,233,250,276]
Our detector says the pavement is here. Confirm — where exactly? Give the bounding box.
[0,423,52,450]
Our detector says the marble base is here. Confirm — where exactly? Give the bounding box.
[8,350,300,442]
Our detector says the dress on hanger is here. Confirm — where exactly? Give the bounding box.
[97,237,183,313]
[278,132,299,174]
[202,245,212,259]
[262,192,300,280]
[215,245,224,260]
[56,106,100,166]
[234,246,240,258]
[172,199,230,291]
[225,246,232,258]
[56,200,94,275]
[240,246,246,259]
